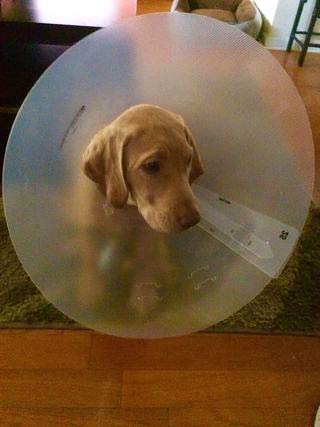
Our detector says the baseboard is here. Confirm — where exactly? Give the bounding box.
[265,35,320,52]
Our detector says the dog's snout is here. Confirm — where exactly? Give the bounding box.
[178,208,200,229]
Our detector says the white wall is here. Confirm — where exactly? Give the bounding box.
[256,0,319,50]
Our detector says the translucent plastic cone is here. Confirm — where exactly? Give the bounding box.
[3,13,314,338]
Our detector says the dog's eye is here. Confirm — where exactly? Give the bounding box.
[142,161,161,174]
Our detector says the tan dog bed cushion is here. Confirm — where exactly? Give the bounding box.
[189,0,241,11]
[191,8,237,23]
[236,0,257,22]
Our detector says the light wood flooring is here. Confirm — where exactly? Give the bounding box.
[0,330,319,426]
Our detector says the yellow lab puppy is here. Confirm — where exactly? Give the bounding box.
[79,105,204,315]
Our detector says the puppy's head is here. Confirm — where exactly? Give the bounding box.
[82,105,204,233]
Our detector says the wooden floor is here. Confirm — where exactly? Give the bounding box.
[1,1,320,426]
[0,330,318,426]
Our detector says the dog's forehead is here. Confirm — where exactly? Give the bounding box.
[115,105,193,159]
[125,124,191,156]
[117,106,182,132]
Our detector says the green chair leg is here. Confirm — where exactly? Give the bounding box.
[287,0,308,52]
[298,0,320,66]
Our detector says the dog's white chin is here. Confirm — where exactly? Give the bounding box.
[139,210,180,234]
[149,223,181,234]
[127,193,137,206]
[145,219,174,234]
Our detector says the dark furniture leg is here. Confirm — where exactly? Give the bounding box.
[286,0,308,52]
[287,0,320,66]
[298,0,320,65]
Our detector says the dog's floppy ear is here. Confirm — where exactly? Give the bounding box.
[82,132,106,191]
[184,125,204,183]
[82,127,129,208]
[171,112,204,183]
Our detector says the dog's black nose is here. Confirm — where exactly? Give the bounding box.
[178,210,200,229]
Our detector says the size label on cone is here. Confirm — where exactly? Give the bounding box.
[194,185,299,278]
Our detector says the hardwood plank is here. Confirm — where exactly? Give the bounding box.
[0,407,168,426]
[137,0,172,15]
[90,333,168,370]
[295,86,320,125]
[169,406,316,427]
[270,50,320,69]
[122,370,320,409]
[90,333,320,370]
[277,64,320,89]
[0,369,121,408]
[0,330,91,369]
